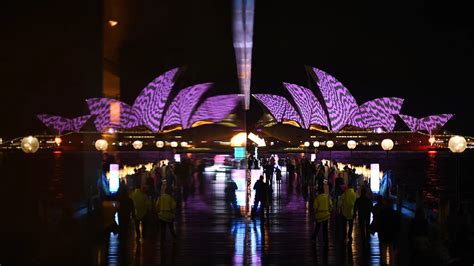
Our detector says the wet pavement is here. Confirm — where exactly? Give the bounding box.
[90,173,408,266]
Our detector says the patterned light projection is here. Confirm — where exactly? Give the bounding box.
[233,0,255,110]
[132,68,178,132]
[283,82,329,128]
[86,98,140,132]
[162,83,211,130]
[37,114,92,134]
[353,97,404,132]
[189,95,241,126]
[399,114,454,134]
[253,94,303,126]
[311,68,359,132]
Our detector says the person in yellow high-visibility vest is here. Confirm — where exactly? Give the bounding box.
[340,183,357,242]
[156,186,177,243]
[131,186,151,240]
[312,185,332,247]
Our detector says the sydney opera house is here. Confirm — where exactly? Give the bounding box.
[22,66,459,151]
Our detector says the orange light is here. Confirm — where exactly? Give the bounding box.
[108,20,118,27]
[54,137,62,146]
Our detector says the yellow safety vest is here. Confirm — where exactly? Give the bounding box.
[314,193,332,222]
[156,193,176,222]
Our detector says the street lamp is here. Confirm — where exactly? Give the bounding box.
[180,141,188,148]
[381,138,394,170]
[156,141,165,148]
[347,140,357,160]
[132,140,143,150]
[21,136,39,153]
[326,140,334,162]
[94,139,108,151]
[449,135,467,203]
[170,141,178,148]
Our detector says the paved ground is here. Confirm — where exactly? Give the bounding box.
[2,172,416,265]
[90,173,408,266]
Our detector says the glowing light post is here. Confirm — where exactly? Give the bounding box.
[21,136,40,154]
[304,141,310,159]
[381,138,394,164]
[347,140,357,161]
[326,140,334,163]
[313,141,320,162]
[448,136,467,204]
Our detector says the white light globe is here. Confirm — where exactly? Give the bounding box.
[180,141,188,147]
[21,136,39,153]
[95,139,108,151]
[326,140,334,148]
[156,141,165,148]
[347,140,357,150]
[313,141,320,148]
[170,141,178,148]
[448,135,467,153]
[132,140,143,150]
[381,139,394,151]
[304,141,310,147]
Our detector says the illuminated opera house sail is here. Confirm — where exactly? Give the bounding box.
[37,68,241,134]
[254,67,454,134]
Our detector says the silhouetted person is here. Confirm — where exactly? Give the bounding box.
[118,188,135,239]
[340,183,356,243]
[225,177,238,212]
[156,187,177,244]
[312,186,332,247]
[252,175,268,219]
[378,198,401,265]
[287,160,295,185]
[131,186,151,240]
[264,160,275,187]
[410,208,431,265]
[353,187,372,242]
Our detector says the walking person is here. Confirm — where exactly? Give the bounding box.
[117,188,135,240]
[312,186,333,247]
[131,186,151,240]
[156,187,177,244]
[353,187,372,242]
[378,198,401,265]
[340,183,357,243]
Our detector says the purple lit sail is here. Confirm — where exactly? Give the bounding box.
[399,114,454,134]
[86,98,139,131]
[189,95,241,126]
[162,83,212,129]
[132,68,178,132]
[419,114,454,134]
[399,114,419,132]
[354,97,404,132]
[283,82,329,129]
[37,114,92,134]
[253,94,303,126]
[311,68,359,132]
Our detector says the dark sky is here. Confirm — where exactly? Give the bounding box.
[1,0,473,139]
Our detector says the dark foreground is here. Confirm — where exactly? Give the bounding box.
[1,172,472,265]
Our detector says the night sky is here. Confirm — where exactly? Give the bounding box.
[1,0,473,139]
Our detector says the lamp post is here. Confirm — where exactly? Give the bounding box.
[381,138,394,160]
[94,139,108,152]
[326,140,334,163]
[21,136,40,153]
[313,141,320,161]
[347,140,357,161]
[448,135,467,203]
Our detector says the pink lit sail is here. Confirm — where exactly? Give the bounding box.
[37,114,92,134]
[132,68,179,132]
[189,95,241,126]
[311,68,359,132]
[283,82,328,128]
[253,94,303,126]
[86,98,140,131]
[400,114,454,134]
[353,97,404,132]
[162,83,212,129]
